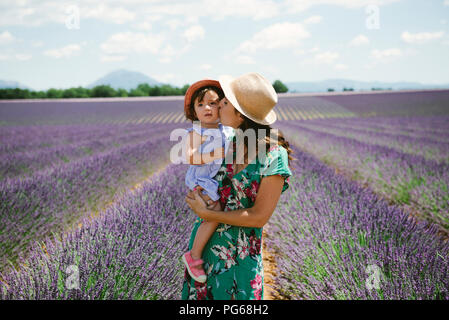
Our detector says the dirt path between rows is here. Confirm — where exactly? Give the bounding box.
[262,226,289,300]
[65,162,172,234]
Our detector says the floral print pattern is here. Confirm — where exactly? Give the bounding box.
[182,133,292,300]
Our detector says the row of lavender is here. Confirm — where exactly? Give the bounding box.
[276,116,449,233]
[2,90,447,126]
[0,164,193,299]
[2,144,447,299]
[0,123,186,272]
[318,90,449,117]
[264,144,449,299]
[293,116,449,164]
[0,123,180,180]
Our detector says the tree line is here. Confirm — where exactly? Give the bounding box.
[0,80,290,99]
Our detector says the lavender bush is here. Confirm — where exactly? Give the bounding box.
[265,144,449,299]
[0,123,176,180]
[294,118,449,164]
[0,164,193,299]
[0,123,185,272]
[278,120,449,232]
[319,90,449,117]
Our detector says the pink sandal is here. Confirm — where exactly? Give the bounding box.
[182,251,207,283]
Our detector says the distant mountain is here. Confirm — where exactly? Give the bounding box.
[87,69,162,91]
[0,80,33,90]
[285,79,449,93]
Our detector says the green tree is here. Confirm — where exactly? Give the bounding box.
[63,88,77,98]
[272,80,288,93]
[47,88,64,98]
[116,88,128,97]
[181,84,190,95]
[137,83,151,95]
[73,86,90,98]
[90,85,116,97]
[148,85,161,96]
[129,88,146,96]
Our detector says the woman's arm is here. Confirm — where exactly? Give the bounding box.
[185,175,285,228]
[186,131,225,165]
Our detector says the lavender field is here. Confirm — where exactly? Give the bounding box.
[0,90,448,299]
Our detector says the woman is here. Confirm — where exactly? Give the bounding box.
[182,72,293,300]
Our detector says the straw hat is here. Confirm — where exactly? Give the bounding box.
[184,79,221,116]
[219,72,277,125]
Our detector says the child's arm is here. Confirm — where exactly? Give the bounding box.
[185,130,225,165]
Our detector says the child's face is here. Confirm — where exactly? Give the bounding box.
[193,90,220,124]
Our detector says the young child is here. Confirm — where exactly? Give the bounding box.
[182,79,233,283]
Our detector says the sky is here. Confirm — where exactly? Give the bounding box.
[1,0,449,91]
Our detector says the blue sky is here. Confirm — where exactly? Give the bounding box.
[1,0,449,91]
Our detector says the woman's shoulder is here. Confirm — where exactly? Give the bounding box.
[258,143,291,175]
[266,144,288,161]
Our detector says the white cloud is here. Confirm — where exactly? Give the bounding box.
[401,31,445,44]
[165,19,182,30]
[444,0,449,6]
[43,44,82,58]
[81,4,135,24]
[31,40,44,47]
[236,22,310,53]
[183,25,205,43]
[303,15,322,24]
[200,0,280,20]
[349,34,370,46]
[334,63,348,70]
[158,57,172,64]
[370,48,402,60]
[132,21,152,31]
[284,0,401,13]
[153,73,176,84]
[313,51,339,64]
[236,55,256,64]
[200,64,212,70]
[15,53,32,61]
[100,55,127,62]
[0,52,32,61]
[157,45,177,63]
[100,32,164,55]
[0,0,402,28]
[0,31,15,45]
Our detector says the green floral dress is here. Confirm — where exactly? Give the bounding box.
[181,133,292,300]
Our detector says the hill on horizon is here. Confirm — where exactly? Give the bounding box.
[285,78,449,93]
[2,69,449,93]
[86,69,162,91]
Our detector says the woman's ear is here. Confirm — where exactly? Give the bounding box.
[238,113,245,126]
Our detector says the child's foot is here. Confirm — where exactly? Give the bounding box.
[182,251,207,283]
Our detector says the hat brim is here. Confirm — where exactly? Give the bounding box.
[219,75,277,125]
[184,79,221,115]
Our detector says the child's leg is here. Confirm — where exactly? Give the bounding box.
[190,219,220,260]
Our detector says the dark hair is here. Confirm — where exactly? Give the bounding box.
[235,110,294,166]
[185,86,225,122]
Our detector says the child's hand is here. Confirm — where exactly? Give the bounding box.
[218,147,225,158]
[193,186,218,208]
[194,186,213,205]
[185,189,208,217]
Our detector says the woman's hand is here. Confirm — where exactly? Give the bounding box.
[185,189,209,219]
[187,186,217,210]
